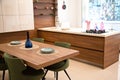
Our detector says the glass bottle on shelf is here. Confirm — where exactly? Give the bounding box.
[55,16,61,28]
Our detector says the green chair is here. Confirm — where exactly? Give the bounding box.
[42,41,71,80]
[32,38,44,43]
[0,57,8,80]
[0,51,7,80]
[3,53,44,80]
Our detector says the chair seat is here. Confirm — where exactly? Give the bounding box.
[22,66,44,76]
[45,60,69,71]
[42,41,71,80]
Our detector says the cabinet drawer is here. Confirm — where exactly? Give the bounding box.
[72,47,104,66]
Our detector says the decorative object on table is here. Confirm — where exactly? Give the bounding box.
[20,45,39,50]
[25,31,32,48]
[40,48,54,54]
[62,0,66,10]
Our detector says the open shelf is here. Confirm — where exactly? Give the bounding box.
[33,0,57,28]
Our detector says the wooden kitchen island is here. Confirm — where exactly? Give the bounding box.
[37,27,120,68]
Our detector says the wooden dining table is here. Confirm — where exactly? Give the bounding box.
[0,40,79,70]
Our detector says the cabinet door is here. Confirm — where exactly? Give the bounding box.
[18,0,34,30]
[0,16,4,33]
[2,0,19,15]
[19,15,34,30]
[0,1,4,33]
[3,16,20,32]
[1,0,34,33]
[0,0,2,16]
[1,0,20,32]
[18,0,33,15]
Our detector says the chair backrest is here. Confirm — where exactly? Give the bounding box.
[0,58,7,70]
[3,53,26,80]
[32,38,44,43]
[54,41,71,48]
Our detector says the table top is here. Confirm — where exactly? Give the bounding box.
[0,40,79,69]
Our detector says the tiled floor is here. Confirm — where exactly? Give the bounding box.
[0,55,120,80]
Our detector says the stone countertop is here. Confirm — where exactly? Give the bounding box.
[38,27,120,37]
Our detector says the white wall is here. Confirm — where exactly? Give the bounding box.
[58,0,81,28]
[58,0,120,31]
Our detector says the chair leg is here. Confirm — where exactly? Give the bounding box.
[64,70,71,80]
[54,72,56,78]
[2,70,5,80]
[55,72,58,80]
[42,69,48,80]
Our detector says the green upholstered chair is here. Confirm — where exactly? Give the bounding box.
[42,41,71,80]
[32,38,44,43]
[0,51,7,80]
[0,57,8,80]
[3,53,44,80]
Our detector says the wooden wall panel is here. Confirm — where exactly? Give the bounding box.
[0,31,26,43]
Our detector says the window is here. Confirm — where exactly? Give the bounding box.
[82,0,120,30]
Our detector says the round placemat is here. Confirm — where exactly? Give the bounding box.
[20,44,39,50]
[36,48,58,55]
[40,48,54,53]
[8,41,24,46]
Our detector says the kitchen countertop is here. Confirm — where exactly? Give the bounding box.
[38,27,120,37]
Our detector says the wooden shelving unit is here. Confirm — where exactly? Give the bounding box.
[33,0,57,29]
[33,0,57,17]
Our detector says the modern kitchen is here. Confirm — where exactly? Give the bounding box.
[0,0,120,80]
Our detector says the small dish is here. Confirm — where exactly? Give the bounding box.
[40,48,54,54]
[10,41,21,45]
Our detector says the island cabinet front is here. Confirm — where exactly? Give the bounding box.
[38,30,120,68]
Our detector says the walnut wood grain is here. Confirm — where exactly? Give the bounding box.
[38,30,120,68]
[0,41,79,70]
[0,31,26,44]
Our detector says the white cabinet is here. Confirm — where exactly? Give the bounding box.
[0,0,34,33]
[2,0,19,15]
[0,1,2,16]
[0,16,4,33]
[18,0,33,15]
[0,2,4,33]
[3,16,20,32]
[18,0,34,31]
[19,15,34,30]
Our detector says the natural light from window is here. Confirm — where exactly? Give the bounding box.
[82,0,120,31]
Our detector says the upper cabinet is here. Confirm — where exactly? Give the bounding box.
[2,0,19,15]
[18,0,33,15]
[0,0,34,33]
[18,0,34,31]
[0,16,4,33]
[0,1,4,33]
